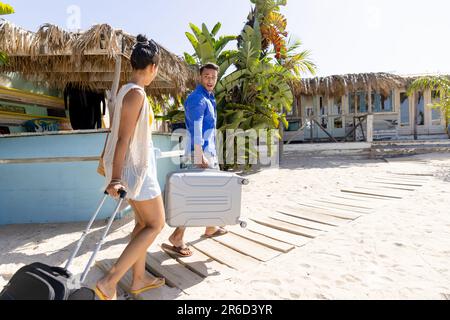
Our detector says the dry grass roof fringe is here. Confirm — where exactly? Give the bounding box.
[0,20,197,98]
[293,73,409,98]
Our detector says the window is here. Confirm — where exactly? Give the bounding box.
[416,91,425,126]
[357,92,368,113]
[371,91,393,113]
[400,92,410,126]
[331,97,342,115]
[348,94,355,114]
[349,92,368,113]
[334,117,343,129]
[431,90,442,125]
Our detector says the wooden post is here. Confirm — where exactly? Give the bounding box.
[107,55,122,124]
[367,86,373,143]
[412,92,418,140]
[367,114,374,143]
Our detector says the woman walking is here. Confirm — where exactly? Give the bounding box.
[95,35,166,300]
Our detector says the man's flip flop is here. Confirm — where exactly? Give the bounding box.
[130,277,165,295]
[161,243,193,258]
[201,228,228,239]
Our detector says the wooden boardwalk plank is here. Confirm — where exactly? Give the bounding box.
[228,226,295,253]
[341,188,403,199]
[190,238,259,271]
[159,243,234,280]
[316,199,374,210]
[246,221,312,247]
[210,232,282,262]
[97,260,169,300]
[251,216,324,238]
[352,186,411,196]
[279,206,349,226]
[145,250,204,295]
[299,200,373,214]
[377,175,431,182]
[294,203,361,220]
[368,179,424,187]
[363,184,417,192]
[269,212,336,232]
[331,193,392,202]
[386,172,433,178]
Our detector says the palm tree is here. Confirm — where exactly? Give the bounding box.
[407,76,450,134]
[0,2,14,66]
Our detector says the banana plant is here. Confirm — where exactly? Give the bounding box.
[182,0,316,170]
[183,22,237,80]
[0,2,14,66]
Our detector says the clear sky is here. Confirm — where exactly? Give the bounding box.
[4,0,450,77]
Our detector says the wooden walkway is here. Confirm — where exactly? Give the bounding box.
[95,171,433,299]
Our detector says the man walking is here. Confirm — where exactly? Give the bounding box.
[165,63,227,257]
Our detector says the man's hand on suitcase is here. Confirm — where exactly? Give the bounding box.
[194,148,210,169]
[106,180,127,199]
[196,155,210,169]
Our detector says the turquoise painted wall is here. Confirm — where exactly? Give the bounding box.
[0,132,181,225]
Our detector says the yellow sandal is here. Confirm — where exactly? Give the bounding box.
[130,278,165,295]
[94,285,117,301]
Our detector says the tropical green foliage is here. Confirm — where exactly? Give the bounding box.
[407,76,450,130]
[183,0,316,169]
[183,22,237,80]
[0,2,14,66]
[248,0,288,59]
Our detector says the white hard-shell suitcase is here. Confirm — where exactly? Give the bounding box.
[164,169,249,228]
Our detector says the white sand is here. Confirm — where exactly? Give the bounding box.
[1,152,449,300]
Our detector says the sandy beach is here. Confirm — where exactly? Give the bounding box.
[1,152,449,300]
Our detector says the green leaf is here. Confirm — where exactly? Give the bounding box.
[0,51,8,66]
[185,32,200,55]
[202,23,215,49]
[183,52,197,65]
[211,22,222,37]
[214,35,237,53]
[189,23,203,39]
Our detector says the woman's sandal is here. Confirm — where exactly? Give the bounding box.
[130,278,165,295]
[94,285,117,301]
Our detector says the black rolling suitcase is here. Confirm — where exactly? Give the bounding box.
[0,190,127,300]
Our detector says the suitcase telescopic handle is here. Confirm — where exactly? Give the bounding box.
[104,189,127,199]
[65,189,127,282]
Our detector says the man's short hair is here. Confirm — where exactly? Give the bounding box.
[200,63,220,75]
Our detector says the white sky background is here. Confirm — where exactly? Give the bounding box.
[5,0,450,77]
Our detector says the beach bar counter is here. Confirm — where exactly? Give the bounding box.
[0,130,181,225]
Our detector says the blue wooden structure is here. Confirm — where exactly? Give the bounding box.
[0,130,181,225]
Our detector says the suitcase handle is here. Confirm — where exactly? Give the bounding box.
[65,189,127,284]
[104,189,127,199]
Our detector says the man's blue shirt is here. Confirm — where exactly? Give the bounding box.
[185,85,217,156]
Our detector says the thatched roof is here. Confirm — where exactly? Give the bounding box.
[293,72,408,98]
[0,20,197,97]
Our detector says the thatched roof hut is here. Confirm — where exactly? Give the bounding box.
[0,20,197,98]
[292,72,409,98]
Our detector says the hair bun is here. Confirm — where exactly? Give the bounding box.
[136,34,149,44]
